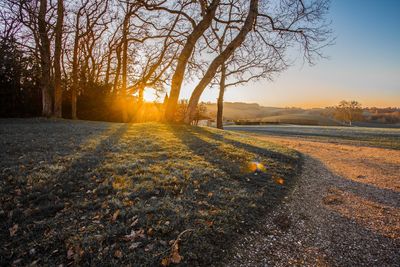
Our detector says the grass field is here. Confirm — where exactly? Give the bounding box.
[259,113,341,126]
[226,124,400,150]
[0,119,299,266]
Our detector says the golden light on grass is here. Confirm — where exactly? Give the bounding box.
[112,175,131,190]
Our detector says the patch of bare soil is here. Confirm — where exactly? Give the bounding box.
[225,136,400,266]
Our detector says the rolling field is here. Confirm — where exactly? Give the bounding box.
[226,124,400,150]
[259,113,341,126]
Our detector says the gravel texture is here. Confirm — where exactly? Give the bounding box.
[225,137,400,267]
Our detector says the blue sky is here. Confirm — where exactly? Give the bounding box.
[145,0,400,108]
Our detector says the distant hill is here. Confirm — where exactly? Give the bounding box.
[205,102,306,120]
[204,102,400,127]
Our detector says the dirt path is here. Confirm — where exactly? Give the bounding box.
[225,137,400,266]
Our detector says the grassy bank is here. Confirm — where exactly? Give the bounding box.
[0,119,300,266]
[226,125,400,150]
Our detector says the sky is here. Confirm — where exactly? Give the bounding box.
[145,0,400,108]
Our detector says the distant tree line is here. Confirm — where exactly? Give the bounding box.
[0,0,331,125]
[324,101,400,125]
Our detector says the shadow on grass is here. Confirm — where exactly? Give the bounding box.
[191,126,299,162]
[0,123,129,265]
[167,125,301,265]
[304,156,400,266]
[1,122,301,266]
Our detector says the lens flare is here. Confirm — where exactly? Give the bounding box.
[274,177,285,185]
[248,161,267,173]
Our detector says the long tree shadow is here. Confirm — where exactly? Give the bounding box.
[221,154,399,266]
[0,123,130,265]
[184,127,400,265]
[171,125,399,265]
[327,170,399,209]
[168,124,302,265]
[300,156,400,266]
[190,126,299,162]
[23,123,130,217]
[170,125,299,190]
[216,126,399,209]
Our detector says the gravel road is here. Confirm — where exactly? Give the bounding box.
[225,137,400,266]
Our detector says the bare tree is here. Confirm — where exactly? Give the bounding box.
[215,38,285,128]
[0,0,331,124]
[335,100,363,126]
[127,11,182,104]
[120,2,136,122]
[147,0,221,121]
[184,0,259,124]
[53,0,64,117]
[184,0,332,124]
[38,0,52,116]
[70,0,109,119]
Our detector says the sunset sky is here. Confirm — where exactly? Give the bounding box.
[146,0,400,108]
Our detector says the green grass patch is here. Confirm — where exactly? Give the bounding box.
[0,119,300,266]
[227,125,400,150]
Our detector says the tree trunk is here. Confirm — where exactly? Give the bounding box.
[71,12,80,120]
[134,83,145,122]
[113,44,122,95]
[164,0,220,122]
[138,84,144,105]
[38,0,52,117]
[217,64,226,129]
[184,0,258,124]
[121,13,129,123]
[104,49,112,85]
[53,0,64,118]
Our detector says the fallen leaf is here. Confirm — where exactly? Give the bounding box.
[207,192,213,197]
[130,217,139,227]
[123,229,145,241]
[29,248,36,255]
[170,250,182,264]
[9,224,18,237]
[67,248,74,259]
[123,199,134,206]
[12,259,22,265]
[114,249,123,258]
[147,228,154,236]
[112,209,120,222]
[30,260,40,265]
[161,257,170,266]
[129,242,141,250]
[144,243,154,251]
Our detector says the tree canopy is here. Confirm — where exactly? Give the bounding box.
[0,0,332,123]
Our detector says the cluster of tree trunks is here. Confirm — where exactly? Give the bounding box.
[0,0,331,124]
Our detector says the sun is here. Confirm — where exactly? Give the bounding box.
[143,88,159,102]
